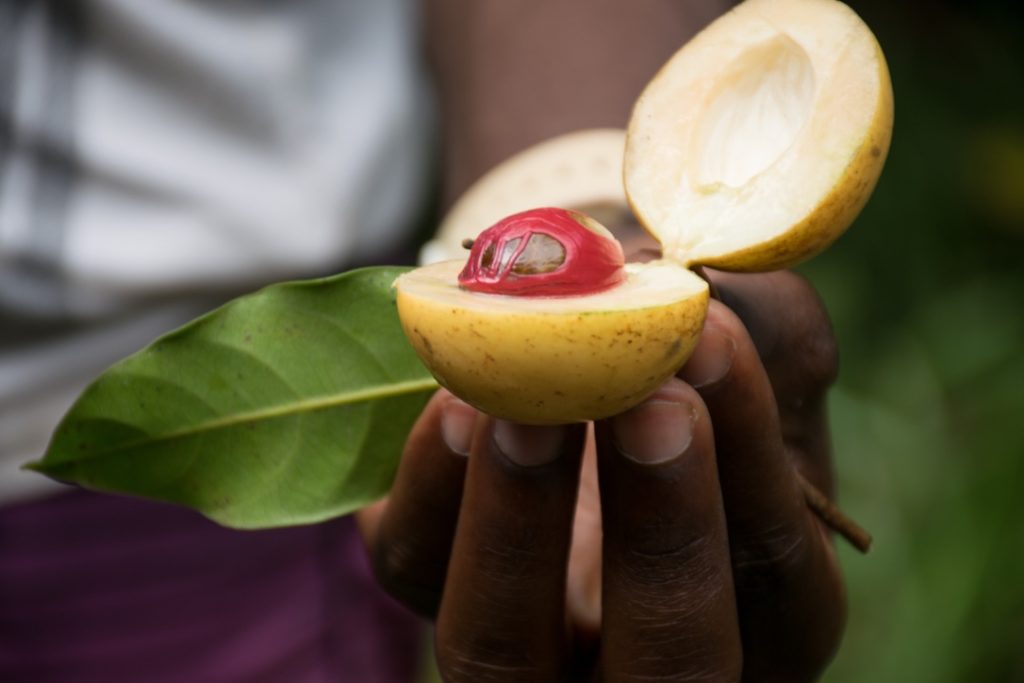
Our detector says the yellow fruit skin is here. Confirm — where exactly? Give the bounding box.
[396,288,708,425]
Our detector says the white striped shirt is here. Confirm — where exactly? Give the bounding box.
[0,0,434,502]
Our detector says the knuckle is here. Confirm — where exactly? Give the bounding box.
[617,525,731,618]
[796,315,840,392]
[371,537,444,615]
[606,521,743,683]
[730,523,811,593]
[475,524,543,583]
[781,276,840,391]
[373,538,417,589]
[434,633,547,683]
[616,651,742,683]
[730,518,847,682]
[621,526,716,584]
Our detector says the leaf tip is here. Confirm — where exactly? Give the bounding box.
[21,457,67,479]
[21,460,46,474]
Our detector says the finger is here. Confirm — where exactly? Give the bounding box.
[679,302,845,682]
[565,429,602,635]
[595,378,742,682]
[704,270,838,401]
[703,269,839,492]
[364,389,476,618]
[435,418,586,681]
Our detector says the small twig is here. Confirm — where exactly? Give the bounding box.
[797,472,873,553]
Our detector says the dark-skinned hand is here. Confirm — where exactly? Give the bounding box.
[358,269,846,682]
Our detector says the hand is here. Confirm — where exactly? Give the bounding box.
[357,269,845,681]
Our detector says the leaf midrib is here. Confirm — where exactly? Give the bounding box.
[35,376,439,467]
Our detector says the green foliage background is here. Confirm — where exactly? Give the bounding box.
[807,2,1024,680]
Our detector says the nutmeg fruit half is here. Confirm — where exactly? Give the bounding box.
[396,0,892,425]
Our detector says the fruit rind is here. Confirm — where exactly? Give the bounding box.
[624,0,893,271]
[687,33,893,272]
[395,261,708,425]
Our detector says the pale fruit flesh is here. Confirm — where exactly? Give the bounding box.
[395,260,708,425]
[420,130,629,265]
[625,0,893,271]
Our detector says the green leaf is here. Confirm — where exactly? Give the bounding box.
[25,267,438,529]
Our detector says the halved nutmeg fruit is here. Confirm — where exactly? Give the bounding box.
[396,0,892,425]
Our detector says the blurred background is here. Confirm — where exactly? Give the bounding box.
[802,1,1024,681]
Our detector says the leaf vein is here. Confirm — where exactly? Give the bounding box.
[56,377,438,462]
[282,302,397,381]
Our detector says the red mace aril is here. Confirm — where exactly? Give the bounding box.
[458,207,626,297]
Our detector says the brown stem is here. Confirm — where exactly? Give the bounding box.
[797,472,873,553]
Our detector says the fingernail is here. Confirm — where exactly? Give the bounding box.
[679,324,735,388]
[493,420,564,467]
[441,397,476,456]
[613,380,696,464]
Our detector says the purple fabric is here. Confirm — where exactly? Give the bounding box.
[0,488,422,683]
